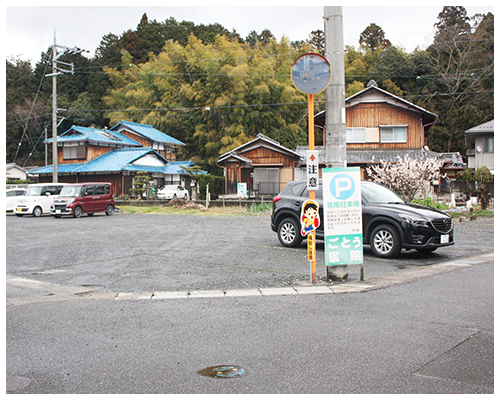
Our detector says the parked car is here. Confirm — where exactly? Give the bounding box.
[14,183,65,217]
[271,180,454,258]
[6,188,26,212]
[50,182,115,218]
[157,185,189,200]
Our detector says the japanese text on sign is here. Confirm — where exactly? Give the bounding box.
[323,167,363,266]
[306,150,319,191]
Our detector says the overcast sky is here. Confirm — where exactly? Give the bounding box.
[4,4,495,66]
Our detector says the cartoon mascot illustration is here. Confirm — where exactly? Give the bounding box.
[300,200,320,236]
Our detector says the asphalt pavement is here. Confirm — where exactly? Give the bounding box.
[5,213,494,394]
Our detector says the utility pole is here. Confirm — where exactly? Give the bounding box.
[45,29,86,183]
[324,7,348,281]
[51,33,58,182]
[323,6,346,169]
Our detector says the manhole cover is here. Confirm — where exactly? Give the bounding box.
[198,365,245,378]
[6,376,30,392]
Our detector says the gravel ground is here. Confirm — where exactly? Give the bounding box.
[6,212,494,295]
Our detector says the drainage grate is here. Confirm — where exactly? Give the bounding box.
[7,294,84,306]
[198,365,246,378]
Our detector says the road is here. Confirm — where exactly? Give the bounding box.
[5,213,494,393]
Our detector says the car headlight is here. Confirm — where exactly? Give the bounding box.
[56,198,76,205]
[399,214,429,227]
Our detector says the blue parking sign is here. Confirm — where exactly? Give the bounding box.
[323,167,363,266]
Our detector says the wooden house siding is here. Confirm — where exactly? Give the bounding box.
[119,130,177,161]
[346,103,424,149]
[120,131,151,147]
[216,134,301,196]
[58,145,133,164]
[241,147,296,167]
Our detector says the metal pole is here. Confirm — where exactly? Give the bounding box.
[51,30,58,183]
[308,93,316,284]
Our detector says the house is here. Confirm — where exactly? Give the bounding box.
[311,80,466,179]
[218,80,466,198]
[216,133,302,197]
[465,120,494,174]
[6,163,30,181]
[109,120,185,161]
[28,121,198,197]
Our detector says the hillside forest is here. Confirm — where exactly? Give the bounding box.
[6,6,494,175]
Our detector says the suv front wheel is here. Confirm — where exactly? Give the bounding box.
[369,224,402,258]
[278,217,303,247]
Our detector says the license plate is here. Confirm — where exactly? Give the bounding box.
[56,209,61,214]
[441,234,449,243]
[16,207,22,212]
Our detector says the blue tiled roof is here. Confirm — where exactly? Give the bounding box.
[29,163,85,174]
[28,148,207,176]
[76,148,163,172]
[30,148,174,175]
[165,161,208,175]
[110,120,185,146]
[45,126,142,146]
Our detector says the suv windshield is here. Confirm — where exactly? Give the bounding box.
[59,185,84,197]
[362,182,406,204]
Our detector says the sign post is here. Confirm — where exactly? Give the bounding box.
[291,53,332,283]
[322,167,363,278]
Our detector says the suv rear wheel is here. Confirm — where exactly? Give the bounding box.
[369,224,401,258]
[278,217,303,247]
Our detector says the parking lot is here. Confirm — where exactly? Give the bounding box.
[5,212,495,295]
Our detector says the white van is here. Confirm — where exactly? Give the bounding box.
[15,183,65,217]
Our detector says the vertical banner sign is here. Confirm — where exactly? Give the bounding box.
[323,167,363,266]
[300,199,320,262]
[306,150,319,191]
[237,182,247,199]
[307,234,316,261]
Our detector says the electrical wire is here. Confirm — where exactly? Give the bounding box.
[13,56,50,163]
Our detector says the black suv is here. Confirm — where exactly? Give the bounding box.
[271,180,454,258]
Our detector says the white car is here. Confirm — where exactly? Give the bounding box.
[14,183,65,217]
[6,188,26,212]
[157,185,189,200]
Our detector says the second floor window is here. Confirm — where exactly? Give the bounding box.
[63,144,86,160]
[346,128,366,143]
[380,126,407,143]
[484,137,494,152]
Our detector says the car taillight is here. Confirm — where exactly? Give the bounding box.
[273,196,282,203]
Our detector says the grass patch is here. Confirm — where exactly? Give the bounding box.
[447,206,494,219]
[411,197,448,210]
[118,199,273,216]
[119,205,246,216]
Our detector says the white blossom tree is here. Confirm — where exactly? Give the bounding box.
[367,155,444,202]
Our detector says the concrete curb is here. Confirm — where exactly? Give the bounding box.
[6,252,494,306]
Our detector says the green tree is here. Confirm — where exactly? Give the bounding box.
[130,171,151,199]
[6,57,49,166]
[307,30,324,55]
[474,166,494,210]
[424,7,494,154]
[368,46,416,93]
[359,23,391,52]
